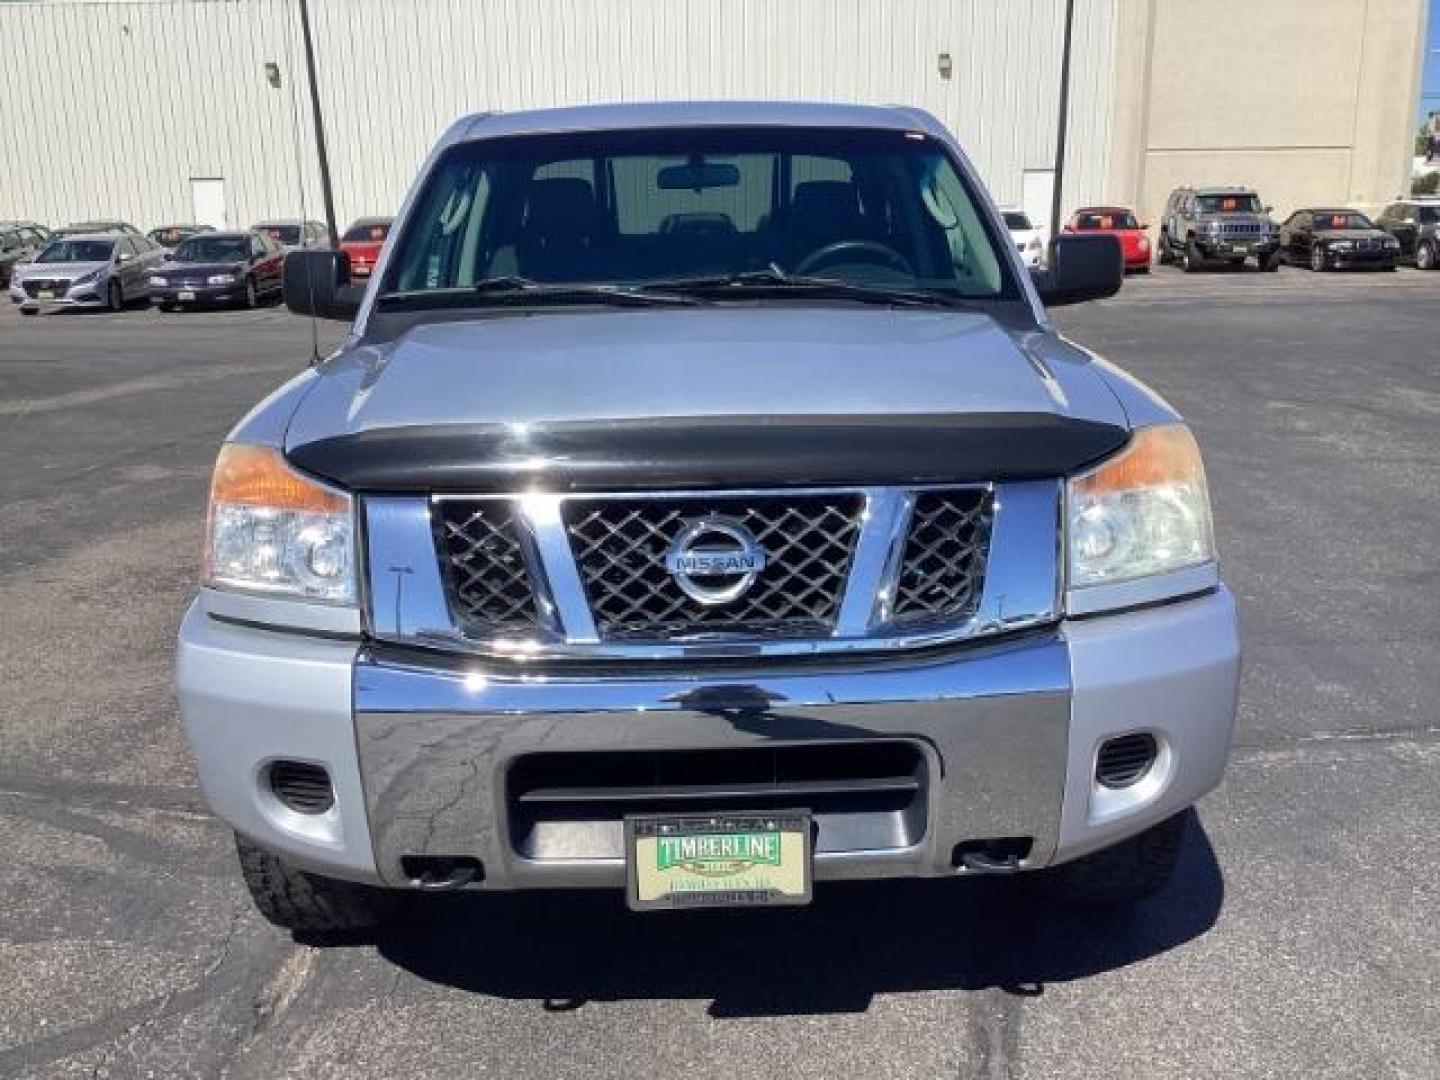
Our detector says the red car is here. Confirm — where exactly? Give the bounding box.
[1064,206,1151,272]
[338,216,393,279]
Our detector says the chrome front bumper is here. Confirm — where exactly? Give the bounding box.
[177,587,1240,889]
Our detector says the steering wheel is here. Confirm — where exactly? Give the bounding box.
[794,239,914,277]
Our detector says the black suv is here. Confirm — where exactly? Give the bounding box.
[1374,199,1440,270]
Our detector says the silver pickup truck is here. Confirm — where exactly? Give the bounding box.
[176,102,1239,930]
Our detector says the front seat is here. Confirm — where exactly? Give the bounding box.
[514,177,605,281]
[771,180,872,268]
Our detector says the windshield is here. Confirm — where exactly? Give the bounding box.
[1002,211,1032,231]
[1314,212,1373,230]
[262,225,301,244]
[1074,210,1138,230]
[37,240,114,263]
[1195,194,1262,214]
[385,127,1017,301]
[172,237,249,262]
[1417,207,1440,224]
[343,221,391,242]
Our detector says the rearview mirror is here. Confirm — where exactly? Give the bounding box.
[1032,233,1123,307]
[656,162,740,191]
[284,249,364,321]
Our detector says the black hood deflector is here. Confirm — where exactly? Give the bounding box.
[286,412,1129,493]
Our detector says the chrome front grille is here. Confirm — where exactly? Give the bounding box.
[563,494,864,640]
[369,481,1058,660]
[890,490,993,626]
[434,500,546,635]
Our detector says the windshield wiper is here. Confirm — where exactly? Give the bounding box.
[378,276,702,310]
[638,266,971,308]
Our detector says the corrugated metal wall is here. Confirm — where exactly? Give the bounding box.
[1,0,1116,231]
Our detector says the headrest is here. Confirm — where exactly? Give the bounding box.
[789,181,863,224]
[524,178,600,240]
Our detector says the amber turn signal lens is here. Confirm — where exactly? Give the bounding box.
[1070,425,1207,499]
[208,444,348,514]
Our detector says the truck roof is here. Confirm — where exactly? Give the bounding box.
[452,100,946,145]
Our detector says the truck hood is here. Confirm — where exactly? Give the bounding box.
[284,308,1131,492]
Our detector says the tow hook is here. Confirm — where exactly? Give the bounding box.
[402,856,484,891]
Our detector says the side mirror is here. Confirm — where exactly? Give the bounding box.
[117,252,132,263]
[284,249,363,321]
[1032,233,1123,307]
[1263,205,1274,214]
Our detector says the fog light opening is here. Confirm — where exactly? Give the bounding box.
[1095,733,1159,789]
[268,760,334,814]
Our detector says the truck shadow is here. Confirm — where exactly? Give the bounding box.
[354,811,1222,1017]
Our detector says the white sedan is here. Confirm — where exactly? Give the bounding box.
[1002,209,1047,269]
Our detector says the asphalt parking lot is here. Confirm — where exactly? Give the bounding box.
[1,268,1437,1079]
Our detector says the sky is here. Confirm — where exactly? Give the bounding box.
[1424,0,1440,122]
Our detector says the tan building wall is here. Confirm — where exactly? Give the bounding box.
[1107,0,1427,226]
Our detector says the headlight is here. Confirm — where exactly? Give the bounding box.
[1331,240,1354,251]
[148,275,168,287]
[207,273,237,285]
[72,269,101,286]
[1066,425,1215,591]
[202,444,355,604]
[1384,237,1400,249]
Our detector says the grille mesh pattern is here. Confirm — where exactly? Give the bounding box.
[890,490,993,626]
[564,495,864,640]
[435,501,544,634]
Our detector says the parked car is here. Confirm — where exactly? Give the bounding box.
[1064,206,1151,272]
[148,230,285,310]
[8,232,164,313]
[1278,208,1399,272]
[177,101,1237,934]
[338,216,393,278]
[253,219,329,252]
[1001,208,1046,268]
[1157,186,1280,271]
[0,220,52,246]
[52,219,143,238]
[0,224,49,287]
[147,223,213,251]
[1374,198,1440,270]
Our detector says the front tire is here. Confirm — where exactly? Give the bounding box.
[242,276,258,309]
[1183,239,1204,273]
[235,834,400,933]
[1310,245,1328,272]
[1258,252,1279,272]
[107,279,123,311]
[1417,241,1437,271]
[1038,811,1187,906]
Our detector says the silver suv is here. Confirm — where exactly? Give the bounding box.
[177,102,1239,931]
[1158,185,1281,272]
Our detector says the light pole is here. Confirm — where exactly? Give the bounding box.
[296,0,339,247]
[1049,0,1077,238]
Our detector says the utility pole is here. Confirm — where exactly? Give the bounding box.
[1049,0,1077,238]
[297,0,339,247]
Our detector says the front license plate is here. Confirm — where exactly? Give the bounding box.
[177,290,195,301]
[626,812,812,911]
[36,290,54,299]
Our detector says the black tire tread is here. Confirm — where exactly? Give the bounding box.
[235,833,399,932]
[1040,811,1187,906]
